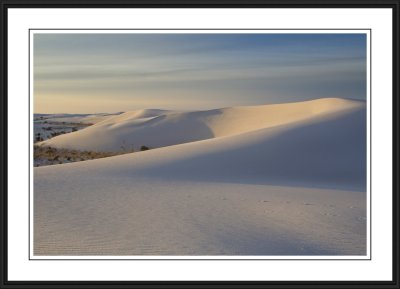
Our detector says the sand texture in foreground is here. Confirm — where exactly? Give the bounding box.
[34,98,366,256]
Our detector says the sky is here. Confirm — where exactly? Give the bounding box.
[34,33,367,113]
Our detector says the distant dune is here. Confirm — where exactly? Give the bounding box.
[38,98,364,152]
[34,98,367,256]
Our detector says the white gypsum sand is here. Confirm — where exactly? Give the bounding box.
[33,98,367,256]
[37,98,362,152]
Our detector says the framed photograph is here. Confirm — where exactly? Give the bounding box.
[1,0,399,288]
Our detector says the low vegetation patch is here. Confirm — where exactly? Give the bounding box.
[140,145,150,151]
[33,145,145,167]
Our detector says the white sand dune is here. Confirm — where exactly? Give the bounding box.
[38,98,362,152]
[34,98,367,256]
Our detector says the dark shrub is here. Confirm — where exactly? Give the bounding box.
[35,133,43,142]
[140,145,150,151]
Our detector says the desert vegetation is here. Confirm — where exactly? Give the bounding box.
[140,145,150,151]
[34,145,128,166]
[34,121,93,142]
[34,144,152,166]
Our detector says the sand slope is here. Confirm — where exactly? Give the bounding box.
[34,98,367,256]
[38,98,363,152]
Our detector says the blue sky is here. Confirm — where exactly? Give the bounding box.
[34,33,366,113]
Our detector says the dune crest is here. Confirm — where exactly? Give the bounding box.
[38,97,364,152]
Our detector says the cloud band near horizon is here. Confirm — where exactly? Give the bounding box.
[34,33,366,113]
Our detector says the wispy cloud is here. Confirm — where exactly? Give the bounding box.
[34,33,366,113]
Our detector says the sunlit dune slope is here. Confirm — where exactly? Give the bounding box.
[36,98,366,191]
[38,98,364,152]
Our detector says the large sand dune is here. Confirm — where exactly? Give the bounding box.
[34,98,367,256]
[38,98,363,152]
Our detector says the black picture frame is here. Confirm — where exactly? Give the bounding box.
[0,0,399,288]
